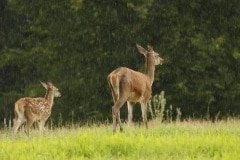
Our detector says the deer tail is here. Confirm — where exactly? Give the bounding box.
[14,100,25,121]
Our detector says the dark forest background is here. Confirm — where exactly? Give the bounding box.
[1,0,240,125]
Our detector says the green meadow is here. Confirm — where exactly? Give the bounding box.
[1,120,240,160]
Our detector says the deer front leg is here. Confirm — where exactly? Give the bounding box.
[127,101,133,126]
[37,120,46,133]
[141,102,148,129]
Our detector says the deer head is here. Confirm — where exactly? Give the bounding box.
[136,43,164,66]
[40,81,61,98]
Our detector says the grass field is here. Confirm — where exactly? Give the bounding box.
[0,120,240,160]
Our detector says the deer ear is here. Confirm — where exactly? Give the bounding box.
[136,44,147,55]
[147,44,153,52]
[40,81,48,89]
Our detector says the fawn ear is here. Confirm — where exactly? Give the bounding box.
[40,81,48,89]
[136,44,147,56]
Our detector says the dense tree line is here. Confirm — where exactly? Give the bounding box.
[1,0,240,125]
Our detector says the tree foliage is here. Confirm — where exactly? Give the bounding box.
[1,0,240,124]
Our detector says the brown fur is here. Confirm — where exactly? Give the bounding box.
[108,44,163,132]
[13,82,61,136]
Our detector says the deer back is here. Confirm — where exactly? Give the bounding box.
[108,67,152,103]
[16,97,51,118]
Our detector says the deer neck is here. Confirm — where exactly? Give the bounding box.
[45,90,55,108]
[144,54,155,85]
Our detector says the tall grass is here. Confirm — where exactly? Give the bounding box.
[1,91,239,159]
[1,120,240,160]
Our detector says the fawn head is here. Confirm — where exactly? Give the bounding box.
[40,81,61,97]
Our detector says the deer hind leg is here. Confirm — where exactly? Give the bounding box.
[117,110,123,132]
[112,93,124,132]
[24,111,34,136]
[112,97,127,133]
[127,101,133,127]
[13,118,25,134]
[110,87,123,132]
[141,102,148,129]
[13,105,25,134]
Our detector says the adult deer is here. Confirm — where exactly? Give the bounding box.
[107,44,163,132]
[13,82,61,136]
